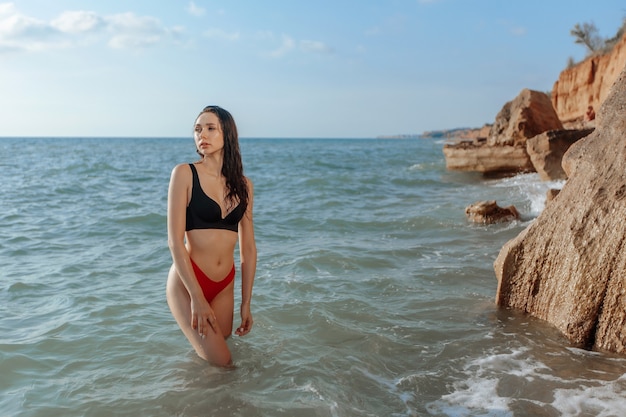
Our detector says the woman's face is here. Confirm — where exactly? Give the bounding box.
[194,111,224,156]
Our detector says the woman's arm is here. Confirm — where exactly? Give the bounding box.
[167,164,217,337]
[236,178,257,336]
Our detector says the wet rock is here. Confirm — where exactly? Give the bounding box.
[465,200,520,224]
[494,65,626,354]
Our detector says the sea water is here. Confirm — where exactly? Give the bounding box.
[1,137,625,417]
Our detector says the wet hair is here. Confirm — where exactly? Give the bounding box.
[195,105,248,212]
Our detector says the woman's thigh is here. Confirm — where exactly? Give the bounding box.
[166,265,232,365]
[211,283,235,338]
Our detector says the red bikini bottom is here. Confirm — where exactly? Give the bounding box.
[190,259,235,303]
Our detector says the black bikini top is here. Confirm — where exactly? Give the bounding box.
[185,164,245,232]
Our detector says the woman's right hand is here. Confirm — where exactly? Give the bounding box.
[190,296,217,338]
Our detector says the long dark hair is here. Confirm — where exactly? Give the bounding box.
[195,105,248,211]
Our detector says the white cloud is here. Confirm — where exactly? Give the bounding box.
[300,40,332,54]
[0,3,59,51]
[0,4,328,55]
[0,14,50,38]
[270,34,295,57]
[105,12,172,49]
[186,1,205,17]
[0,3,183,53]
[0,2,15,17]
[265,33,332,58]
[52,11,103,34]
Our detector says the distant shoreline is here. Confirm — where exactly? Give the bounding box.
[378,124,492,140]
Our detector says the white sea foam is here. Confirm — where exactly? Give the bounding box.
[427,346,626,417]
[551,373,626,416]
[426,348,531,416]
[2,138,626,416]
[487,173,566,217]
[427,379,513,417]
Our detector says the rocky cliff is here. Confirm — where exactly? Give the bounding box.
[487,89,563,146]
[494,66,626,353]
[442,89,563,175]
[552,32,626,125]
[443,34,626,178]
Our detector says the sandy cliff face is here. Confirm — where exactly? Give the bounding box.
[494,66,626,353]
[552,33,626,124]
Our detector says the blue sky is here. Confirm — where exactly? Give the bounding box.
[1,1,624,138]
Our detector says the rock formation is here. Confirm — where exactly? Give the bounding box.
[443,140,533,175]
[552,33,626,126]
[487,89,563,147]
[443,89,562,175]
[443,34,626,179]
[526,128,594,181]
[494,66,626,353]
[465,201,520,224]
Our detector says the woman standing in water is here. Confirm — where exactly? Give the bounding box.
[166,105,257,366]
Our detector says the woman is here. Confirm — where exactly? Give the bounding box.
[166,105,257,366]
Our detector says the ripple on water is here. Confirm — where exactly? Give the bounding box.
[3,138,626,416]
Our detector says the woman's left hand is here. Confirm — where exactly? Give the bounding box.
[235,303,253,336]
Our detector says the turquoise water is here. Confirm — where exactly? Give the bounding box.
[1,137,625,416]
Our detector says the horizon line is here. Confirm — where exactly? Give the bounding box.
[0,135,422,140]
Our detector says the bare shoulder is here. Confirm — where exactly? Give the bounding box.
[172,162,192,173]
[171,163,192,180]
[168,164,194,194]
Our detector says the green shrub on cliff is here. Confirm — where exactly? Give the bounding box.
[570,17,626,58]
[570,22,603,55]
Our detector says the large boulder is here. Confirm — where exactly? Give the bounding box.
[443,141,533,175]
[526,128,594,181]
[494,65,626,353]
[487,89,563,147]
[443,89,562,176]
